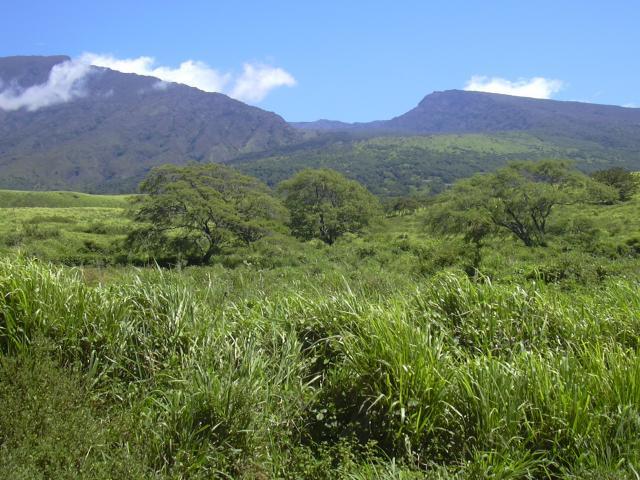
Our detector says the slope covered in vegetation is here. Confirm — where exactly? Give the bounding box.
[232,133,637,197]
[0,189,131,208]
[0,56,302,193]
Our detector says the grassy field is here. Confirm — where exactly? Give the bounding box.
[1,258,640,478]
[0,189,131,264]
[2,186,639,273]
[0,189,132,208]
[1,187,640,478]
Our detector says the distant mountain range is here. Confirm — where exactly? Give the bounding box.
[238,91,640,196]
[1,55,639,194]
[293,89,640,147]
[0,56,301,192]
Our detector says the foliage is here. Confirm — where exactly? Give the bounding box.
[128,164,287,264]
[234,133,566,197]
[591,167,639,201]
[426,160,614,248]
[279,168,380,244]
[0,345,146,479]
[2,170,640,476]
[233,132,640,198]
[0,206,130,266]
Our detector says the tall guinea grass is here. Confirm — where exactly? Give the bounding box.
[1,257,639,478]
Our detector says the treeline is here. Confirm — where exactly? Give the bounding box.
[2,160,639,282]
[125,164,379,265]
[122,160,638,267]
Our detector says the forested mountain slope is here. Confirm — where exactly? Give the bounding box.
[0,56,301,192]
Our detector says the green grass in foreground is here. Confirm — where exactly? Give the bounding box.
[1,258,640,478]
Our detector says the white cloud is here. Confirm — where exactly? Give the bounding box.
[0,59,92,111]
[81,53,230,93]
[0,53,296,111]
[81,53,295,102]
[623,103,638,108]
[464,75,563,99]
[230,63,296,102]
[152,80,170,91]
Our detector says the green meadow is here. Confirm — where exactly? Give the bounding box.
[0,191,130,264]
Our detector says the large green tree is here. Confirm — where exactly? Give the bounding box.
[127,164,286,264]
[278,169,380,244]
[426,160,614,249]
[591,167,639,202]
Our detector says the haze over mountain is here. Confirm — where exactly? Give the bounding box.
[0,56,301,192]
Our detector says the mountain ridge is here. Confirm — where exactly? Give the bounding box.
[292,90,640,140]
[234,91,640,196]
[2,56,640,194]
[0,55,302,192]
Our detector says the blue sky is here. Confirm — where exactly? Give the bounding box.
[1,0,638,121]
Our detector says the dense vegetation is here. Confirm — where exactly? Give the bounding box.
[232,133,639,197]
[127,164,288,265]
[1,161,640,478]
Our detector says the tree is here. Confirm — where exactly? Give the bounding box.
[426,160,607,248]
[278,169,380,244]
[127,164,286,264]
[591,167,639,202]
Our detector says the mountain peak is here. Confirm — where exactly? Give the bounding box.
[291,89,640,147]
[0,54,301,192]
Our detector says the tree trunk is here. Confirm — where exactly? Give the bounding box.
[201,242,219,264]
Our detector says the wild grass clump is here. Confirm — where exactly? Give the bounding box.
[1,257,640,477]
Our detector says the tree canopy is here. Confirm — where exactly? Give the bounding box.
[127,164,286,264]
[425,160,615,248]
[591,167,639,202]
[278,168,380,244]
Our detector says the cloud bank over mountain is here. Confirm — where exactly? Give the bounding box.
[0,54,296,112]
[0,60,92,111]
[464,75,563,99]
[81,53,296,102]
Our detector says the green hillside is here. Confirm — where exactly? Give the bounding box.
[2,191,640,477]
[0,189,132,208]
[0,56,302,193]
[0,190,131,264]
[232,132,634,196]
